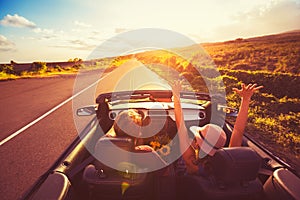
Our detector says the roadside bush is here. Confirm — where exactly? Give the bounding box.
[53,65,63,72]
[0,65,15,74]
[0,71,17,80]
[72,64,82,70]
[31,62,48,73]
[220,69,300,98]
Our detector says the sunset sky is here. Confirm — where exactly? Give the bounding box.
[0,0,299,63]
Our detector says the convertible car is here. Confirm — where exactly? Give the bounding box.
[22,88,300,200]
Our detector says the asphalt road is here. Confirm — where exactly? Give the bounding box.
[0,61,168,200]
[0,70,104,200]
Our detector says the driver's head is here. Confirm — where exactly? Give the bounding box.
[190,124,226,157]
[113,109,142,139]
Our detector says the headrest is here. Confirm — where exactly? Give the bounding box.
[94,137,168,173]
[94,137,135,172]
[209,147,261,184]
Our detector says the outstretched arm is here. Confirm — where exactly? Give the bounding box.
[172,80,190,152]
[229,83,263,147]
[172,81,199,174]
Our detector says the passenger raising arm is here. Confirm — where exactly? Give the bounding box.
[171,80,189,151]
[172,81,263,175]
[229,83,263,147]
[172,80,200,174]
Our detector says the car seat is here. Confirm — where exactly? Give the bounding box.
[176,147,263,200]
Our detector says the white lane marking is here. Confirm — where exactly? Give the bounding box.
[0,79,100,146]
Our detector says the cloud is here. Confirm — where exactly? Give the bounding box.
[0,35,16,51]
[71,39,90,46]
[74,20,91,28]
[211,0,300,41]
[30,21,99,51]
[115,28,130,34]
[33,28,61,39]
[0,14,36,28]
[51,39,97,51]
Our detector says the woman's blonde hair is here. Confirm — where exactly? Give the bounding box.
[113,109,142,138]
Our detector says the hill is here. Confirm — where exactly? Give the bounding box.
[202,30,300,74]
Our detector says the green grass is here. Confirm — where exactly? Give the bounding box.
[0,71,18,80]
[0,61,112,80]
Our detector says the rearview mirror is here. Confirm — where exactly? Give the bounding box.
[76,106,96,116]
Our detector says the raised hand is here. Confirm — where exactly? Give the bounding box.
[229,83,263,147]
[171,80,183,97]
[233,83,263,101]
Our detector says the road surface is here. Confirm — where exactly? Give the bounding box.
[0,60,171,200]
[0,70,104,200]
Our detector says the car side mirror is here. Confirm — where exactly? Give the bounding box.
[76,106,96,116]
[218,105,238,117]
